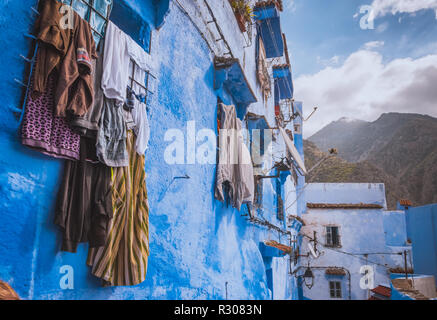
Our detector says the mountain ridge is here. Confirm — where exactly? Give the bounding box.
[306,112,437,208]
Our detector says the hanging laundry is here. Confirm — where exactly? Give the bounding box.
[59,0,113,46]
[96,21,152,166]
[21,70,80,161]
[256,36,271,104]
[70,42,105,137]
[128,61,151,155]
[54,8,97,117]
[95,97,129,167]
[32,0,72,96]
[101,21,153,105]
[54,136,113,253]
[87,130,150,287]
[215,103,254,210]
[131,98,150,155]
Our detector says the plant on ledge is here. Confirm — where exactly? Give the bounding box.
[230,0,254,32]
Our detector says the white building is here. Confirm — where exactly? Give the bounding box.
[298,183,411,300]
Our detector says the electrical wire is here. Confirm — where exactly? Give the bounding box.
[300,233,408,270]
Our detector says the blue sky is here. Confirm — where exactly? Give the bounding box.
[283,0,437,76]
[279,0,437,136]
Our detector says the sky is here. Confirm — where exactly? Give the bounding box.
[281,0,437,137]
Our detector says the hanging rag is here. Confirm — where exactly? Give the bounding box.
[54,9,97,117]
[128,60,151,155]
[69,41,105,137]
[21,69,80,161]
[32,0,72,96]
[101,21,153,104]
[256,37,271,104]
[95,97,129,167]
[215,103,254,210]
[54,136,113,253]
[87,130,150,286]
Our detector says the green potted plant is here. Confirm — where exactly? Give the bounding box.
[230,0,254,32]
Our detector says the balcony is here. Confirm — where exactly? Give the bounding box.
[214,57,257,105]
[254,1,284,58]
[273,64,293,100]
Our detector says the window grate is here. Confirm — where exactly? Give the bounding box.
[326,226,341,247]
[128,59,155,106]
[329,281,342,299]
[15,0,155,125]
[60,0,113,41]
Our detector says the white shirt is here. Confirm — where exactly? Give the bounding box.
[101,21,153,104]
[102,21,152,154]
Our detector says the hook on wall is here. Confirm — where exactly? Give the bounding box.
[158,174,191,202]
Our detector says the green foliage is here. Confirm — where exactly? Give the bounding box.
[230,0,254,22]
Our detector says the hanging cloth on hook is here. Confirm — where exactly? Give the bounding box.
[69,41,105,137]
[215,103,254,211]
[54,8,97,117]
[101,21,153,104]
[32,0,72,96]
[87,130,150,286]
[256,36,271,104]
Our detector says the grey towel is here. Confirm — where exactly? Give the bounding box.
[70,42,105,137]
[96,98,129,167]
[215,103,254,210]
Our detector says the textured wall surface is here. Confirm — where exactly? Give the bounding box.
[406,204,437,286]
[301,183,409,300]
[382,210,408,247]
[0,0,299,300]
[304,183,388,208]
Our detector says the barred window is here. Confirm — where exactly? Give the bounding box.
[326,226,341,247]
[329,281,342,299]
[60,0,113,44]
[60,0,154,105]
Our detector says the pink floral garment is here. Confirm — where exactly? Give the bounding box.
[21,72,80,161]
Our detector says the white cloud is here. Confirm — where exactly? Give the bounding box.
[283,0,296,13]
[376,21,389,33]
[363,41,385,49]
[369,0,437,18]
[317,55,341,67]
[294,49,437,137]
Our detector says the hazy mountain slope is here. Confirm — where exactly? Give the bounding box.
[308,113,437,207]
[304,140,408,209]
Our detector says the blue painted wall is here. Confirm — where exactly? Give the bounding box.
[405,204,437,285]
[301,183,409,300]
[293,101,305,217]
[382,211,408,247]
[0,0,297,300]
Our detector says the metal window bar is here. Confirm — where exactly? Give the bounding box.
[13,0,113,124]
[326,227,333,246]
[326,226,340,247]
[63,0,111,41]
[15,0,156,124]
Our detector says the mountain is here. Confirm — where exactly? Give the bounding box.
[307,113,437,208]
[304,140,408,209]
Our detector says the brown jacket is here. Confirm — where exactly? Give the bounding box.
[33,0,72,95]
[55,11,97,117]
[70,42,105,137]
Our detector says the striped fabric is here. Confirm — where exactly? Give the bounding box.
[87,130,149,286]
